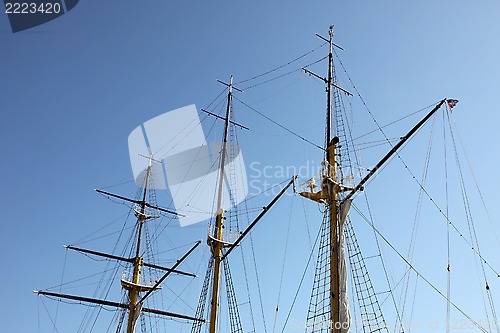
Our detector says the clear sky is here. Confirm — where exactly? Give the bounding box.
[1,1,500,332]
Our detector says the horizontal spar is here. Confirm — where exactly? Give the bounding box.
[35,290,204,322]
[95,189,185,217]
[65,245,197,277]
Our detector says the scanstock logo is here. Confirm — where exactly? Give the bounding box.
[4,0,79,33]
[128,105,248,227]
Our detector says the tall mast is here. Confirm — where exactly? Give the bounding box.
[299,26,347,332]
[193,77,297,333]
[208,76,234,333]
[36,156,204,331]
[328,143,341,333]
[298,27,449,333]
[126,157,152,333]
[326,25,341,333]
[326,26,334,145]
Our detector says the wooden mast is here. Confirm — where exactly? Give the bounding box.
[208,76,234,333]
[301,26,451,333]
[299,26,345,332]
[126,156,153,333]
[326,26,341,333]
[36,156,205,330]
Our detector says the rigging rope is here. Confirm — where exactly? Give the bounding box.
[240,55,328,91]
[398,116,437,324]
[443,107,451,333]
[223,258,244,333]
[51,249,68,333]
[191,258,213,333]
[272,195,294,333]
[329,48,407,332]
[342,94,500,281]
[241,67,303,91]
[233,96,324,151]
[350,203,490,333]
[305,212,331,333]
[446,109,500,332]
[361,192,405,333]
[40,297,62,333]
[279,208,324,333]
[448,111,500,248]
[331,48,500,286]
[408,276,419,333]
[249,230,269,333]
[239,189,258,333]
[344,217,389,333]
[351,103,436,143]
[235,42,328,85]
[349,101,500,332]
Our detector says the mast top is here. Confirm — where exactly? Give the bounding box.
[217,76,242,92]
[137,153,161,167]
[315,27,344,51]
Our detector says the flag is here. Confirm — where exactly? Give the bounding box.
[447,99,459,109]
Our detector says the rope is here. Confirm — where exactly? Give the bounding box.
[235,42,328,85]
[40,297,62,333]
[75,199,133,333]
[239,192,258,333]
[352,138,400,151]
[351,203,490,333]
[348,95,500,280]
[51,250,68,333]
[351,103,436,143]
[448,110,500,248]
[408,276,419,331]
[249,231,268,333]
[233,96,324,151]
[280,214,323,333]
[443,107,451,333]
[398,116,436,322]
[446,108,500,332]
[362,192,405,333]
[241,67,302,91]
[272,195,294,333]
[350,97,500,329]
[241,55,328,91]
[165,121,221,216]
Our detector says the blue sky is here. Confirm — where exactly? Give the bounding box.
[1,1,500,332]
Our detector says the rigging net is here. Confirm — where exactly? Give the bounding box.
[305,213,333,333]
[344,218,388,333]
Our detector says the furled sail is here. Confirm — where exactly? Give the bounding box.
[339,199,351,333]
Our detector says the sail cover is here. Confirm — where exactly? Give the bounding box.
[339,199,351,333]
